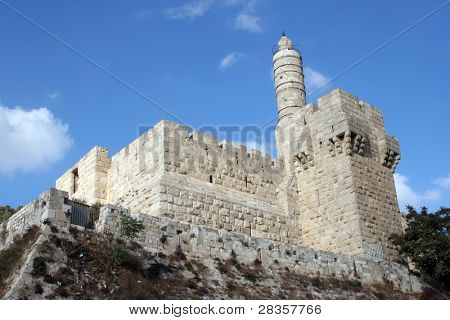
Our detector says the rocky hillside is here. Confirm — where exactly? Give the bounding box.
[0,223,437,300]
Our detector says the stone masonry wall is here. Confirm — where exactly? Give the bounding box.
[0,189,69,250]
[2,189,419,293]
[96,204,421,293]
[157,172,301,244]
[106,125,163,213]
[157,121,301,244]
[160,121,284,203]
[56,146,111,205]
[86,120,301,245]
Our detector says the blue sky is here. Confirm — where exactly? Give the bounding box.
[0,0,449,211]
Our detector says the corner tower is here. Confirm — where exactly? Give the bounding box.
[272,33,404,259]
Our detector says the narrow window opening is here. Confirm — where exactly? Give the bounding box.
[209,175,213,183]
[72,168,79,194]
[245,176,248,188]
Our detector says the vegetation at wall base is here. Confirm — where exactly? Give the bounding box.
[390,206,449,296]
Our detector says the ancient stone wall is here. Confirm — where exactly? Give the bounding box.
[0,189,69,250]
[156,172,300,243]
[156,121,301,244]
[160,121,283,198]
[106,125,163,213]
[96,204,421,293]
[56,147,110,205]
[57,120,301,245]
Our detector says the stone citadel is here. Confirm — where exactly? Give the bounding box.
[52,33,403,260]
[1,34,420,296]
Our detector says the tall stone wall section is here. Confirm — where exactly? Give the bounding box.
[106,125,164,214]
[96,204,421,293]
[156,173,300,243]
[57,121,302,245]
[56,147,111,205]
[157,121,301,244]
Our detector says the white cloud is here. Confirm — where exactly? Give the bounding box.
[164,0,264,34]
[47,91,60,100]
[0,105,73,175]
[433,174,450,188]
[394,173,442,210]
[304,67,330,94]
[165,0,214,20]
[135,9,152,21]
[234,11,262,33]
[219,52,244,70]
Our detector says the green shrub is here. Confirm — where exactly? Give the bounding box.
[119,215,144,242]
[390,206,450,293]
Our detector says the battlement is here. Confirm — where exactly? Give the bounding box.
[155,120,279,169]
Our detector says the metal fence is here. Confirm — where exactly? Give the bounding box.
[66,199,99,229]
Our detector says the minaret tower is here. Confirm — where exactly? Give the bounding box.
[273,33,306,123]
[273,33,309,171]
